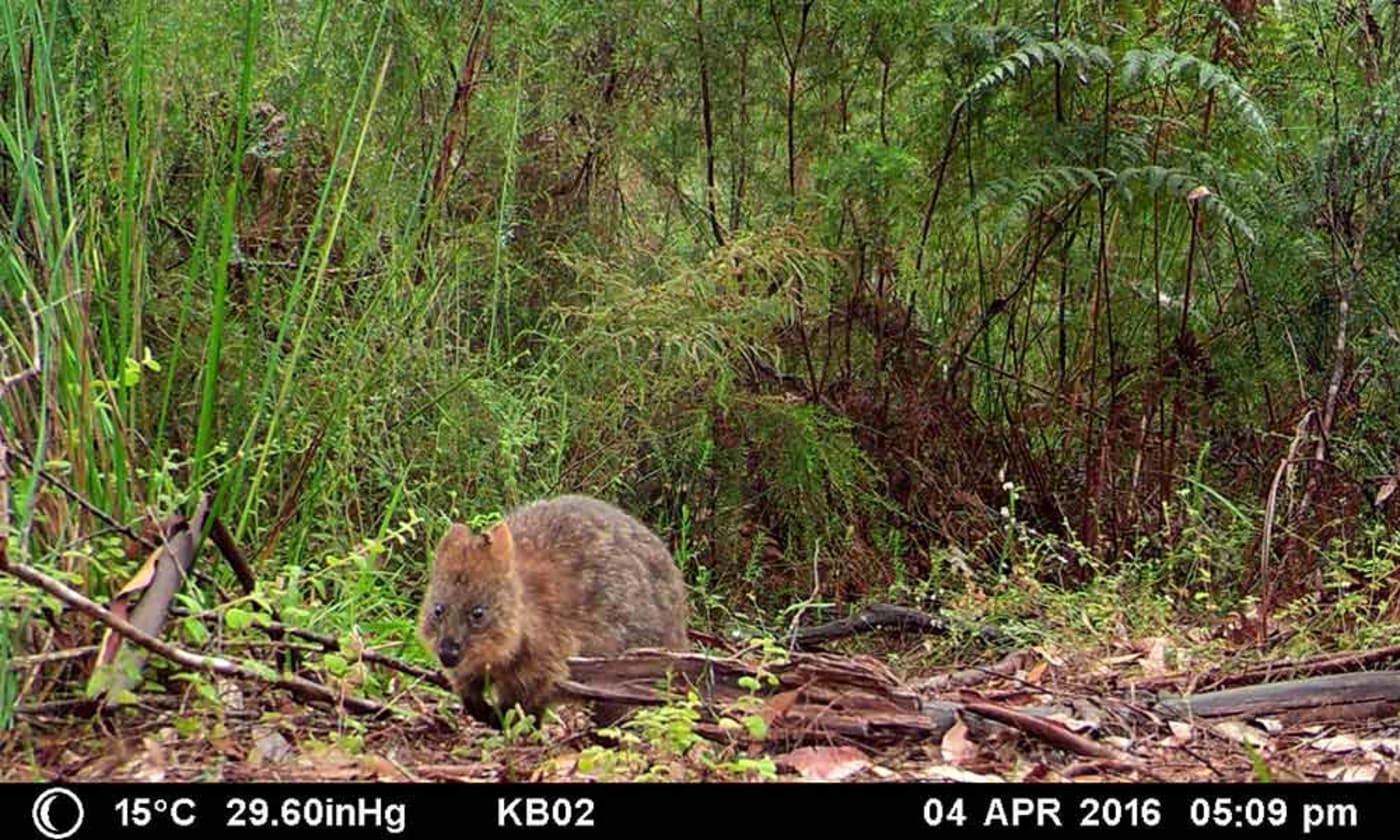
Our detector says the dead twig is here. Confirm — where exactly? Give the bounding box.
[788,602,1004,650]
[169,606,451,691]
[1222,644,1400,687]
[559,648,950,747]
[1136,643,1400,693]
[0,292,41,395]
[14,698,101,717]
[1258,416,1312,645]
[914,649,1037,692]
[1061,759,1163,780]
[963,701,1141,764]
[4,447,155,552]
[209,518,257,594]
[5,645,98,669]
[2,560,396,718]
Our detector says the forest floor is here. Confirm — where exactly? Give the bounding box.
[6,634,1398,784]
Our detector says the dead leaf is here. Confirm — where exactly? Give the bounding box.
[1186,185,1213,202]
[1025,660,1049,684]
[1360,738,1400,757]
[1327,764,1380,782]
[1164,721,1194,746]
[1214,721,1269,749]
[1256,717,1284,734]
[301,762,365,781]
[775,746,870,781]
[1103,652,1143,666]
[361,754,411,782]
[210,736,243,760]
[129,734,168,782]
[1312,735,1361,753]
[248,730,293,765]
[940,719,978,766]
[763,689,801,722]
[92,548,162,669]
[1375,476,1397,508]
[1067,698,1105,727]
[1141,637,1169,676]
[920,765,1005,783]
[1045,713,1098,734]
[217,679,245,712]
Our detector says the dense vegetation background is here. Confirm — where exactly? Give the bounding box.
[3,0,1399,728]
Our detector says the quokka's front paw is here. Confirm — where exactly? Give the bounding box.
[457,680,504,729]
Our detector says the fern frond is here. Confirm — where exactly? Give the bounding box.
[1115,166,1258,243]
[957,38,1112,111]
[974,166,1110,237]
[1014,165,1105,209]
[929,21,1035,55]
[1121,48,1271,139]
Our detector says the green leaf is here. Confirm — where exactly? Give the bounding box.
[121,356,143,387]
[225,607,254,631]
[183,616,210,646]
[173,716,203,736]
[742,714,768,740]
[324,653,349,677]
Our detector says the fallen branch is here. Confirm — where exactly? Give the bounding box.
[15,698,101,717]
[789,603,947,648]
[915,649,1038,692]
[16,695,198,719]
[962,701,1139,763]
[1062,759,1159,778]
[3,560,394,717]
[787,602,1005,650]
[559,648,946,747]
[1156,671,1400,722]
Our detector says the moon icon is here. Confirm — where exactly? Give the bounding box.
[31,786,85,840]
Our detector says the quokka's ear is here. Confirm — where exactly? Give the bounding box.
[433,523,473,569]
[480,520,515,570]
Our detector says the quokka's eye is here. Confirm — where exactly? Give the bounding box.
[470,604,486,624]
[432,603,445,620]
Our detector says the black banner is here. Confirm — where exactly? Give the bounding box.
[1,781,1382,839]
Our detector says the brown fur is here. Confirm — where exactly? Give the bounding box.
[418,494,689,729]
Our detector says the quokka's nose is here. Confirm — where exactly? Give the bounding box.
[437,639,462,668]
